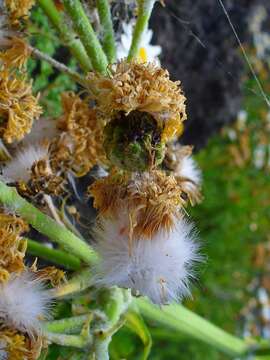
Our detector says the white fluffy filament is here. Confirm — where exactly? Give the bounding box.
[93,213,201,305]
[1,144,48,183]
[0,272,53,335]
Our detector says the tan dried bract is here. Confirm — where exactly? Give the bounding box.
[50,92,107,176]
[0,69,42,143]
[90,170,186,238]
[0,211,28,283]
[88,61,187,142]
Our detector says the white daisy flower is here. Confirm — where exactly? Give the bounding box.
[1,144,48,183]
[116,21,162,64]
[93,211,200,305]
[0,272,53,335]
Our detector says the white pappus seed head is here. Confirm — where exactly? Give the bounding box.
[0,272,53,335]
[93,212,201,304]
[1,144,48,183]
[176,154,202,192]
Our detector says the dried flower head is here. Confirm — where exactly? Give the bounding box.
[0,271,53,335]
[0,37,29,69]
[93,212,200,304]
[0,69,42,143]
[4,0,35,26]
[0,211,28,283]
[0,328,29,360]
[50,92,106,176]
[88,61,186,142]
[0,326,43,360]
[90,169,186,238]
[164,144,202,205]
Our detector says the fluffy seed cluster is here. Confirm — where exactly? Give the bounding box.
[0,272,52,335]
[94,211,200,304]
[1,144,48,183]
[90,170,186,238]
[50,92,107,176]
[0,207,62,358]
[88,61,186,142]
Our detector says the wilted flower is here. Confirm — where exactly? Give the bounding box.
[93,212,200,304]
[90,169,186,238]
[89,61,186,138]
[88,61,186,171]
[0,211,28,283]
[49,92,106,176]
[4,0,35,26]
[116,22,161,63]
[0,68,42,143]
[0,326,44,359]
[0,37,30,69]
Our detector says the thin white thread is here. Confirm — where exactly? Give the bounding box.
[217,0,270,108]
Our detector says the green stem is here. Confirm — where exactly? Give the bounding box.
[46,332,91,348]
[44,315,89,334]
[54,268,93,298]
[127,0,156,61]
[96,0,116,63]
[38,0,92,72]
[136,298,250,358]
[26,238,81,270]
[0,181,97,264]
[63,0,108,73]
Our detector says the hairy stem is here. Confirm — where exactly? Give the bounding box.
[38,0,92,72]
[0,181,97,264]
[44,315,90,334]
[63,0,108,73]
[46,332,91,348]
[127,0,156,61]
[96,0,116,63]
[136,298,250,358]
[26,238,81,270]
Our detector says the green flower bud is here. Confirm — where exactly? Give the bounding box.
[104,111,165,171]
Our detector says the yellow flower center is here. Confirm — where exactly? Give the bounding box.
[138,47,147,63]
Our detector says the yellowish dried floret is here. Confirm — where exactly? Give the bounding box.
[0,327,43,360]
[4,0,35,25]
[0,212,28,283]
[88,61,187,142]
[0,37,30,69]
[90,169,186,238]
[33,265,66,287]
[50,92,107,176]
[0,69,42,143]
